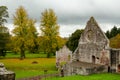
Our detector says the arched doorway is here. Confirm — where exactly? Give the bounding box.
[117,64,120,72]
[92,55,95,64]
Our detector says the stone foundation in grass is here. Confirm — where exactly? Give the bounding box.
[0,63,15,80]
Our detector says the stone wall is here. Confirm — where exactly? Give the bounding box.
[63,17,120,76]
[110,49,120,73]
[63,61,108,76]
[0,63,15,80]
[56,45,72,68]
[72,17,110,65]
[64,17,110,76]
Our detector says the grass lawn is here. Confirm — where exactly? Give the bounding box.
[1,52,48,58]
[0,58,57,79]
[45,73,120,80]
[1,53,120,80]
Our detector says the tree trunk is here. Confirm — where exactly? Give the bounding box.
[20,41,25,60]
[20,49,25,60]
[43,47,46,54]
[47,52,50,58]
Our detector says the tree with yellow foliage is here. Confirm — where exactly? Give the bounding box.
[40,9,60,58]
[25,19,38,53]
[13,6,37,59]
[110,34,120,48]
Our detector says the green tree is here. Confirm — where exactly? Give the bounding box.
[118,28,120,33]
[110,26,118,38]
[0,26,10,57]
[0,6,9,57]
[105,26,120,39]
[66,29,84,52]
[0,6,9,26]
[40,9,59,58]
[105,30,110,39]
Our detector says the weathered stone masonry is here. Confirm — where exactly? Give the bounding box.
[62,17,120,76]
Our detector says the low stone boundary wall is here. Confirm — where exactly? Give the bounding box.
[16,73,59,80]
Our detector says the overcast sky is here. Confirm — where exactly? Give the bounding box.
[0,0,120,37]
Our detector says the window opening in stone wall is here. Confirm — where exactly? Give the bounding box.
[117,64,120,72]
[92,55,95,64]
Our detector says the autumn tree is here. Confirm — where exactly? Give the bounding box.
[110,34,120,48]
[37,36,44,52]
[66,29,84,52]
[40,9,60,58]
[37,36,66,55]
[105,26,120,48]
[56,36,67,51]
[13,6,38,59]
[25,19,38,53]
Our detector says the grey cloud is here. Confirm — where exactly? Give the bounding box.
[0,0,120,37]
[0,0,120,24]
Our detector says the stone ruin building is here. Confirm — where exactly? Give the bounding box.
[56,45,72,68]
[58,17,120,76]
[0,63,15,80]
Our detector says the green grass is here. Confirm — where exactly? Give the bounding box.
[15,70,56,79]
[1,53,120,80]
[0,58,57,79]
[45,73,120,80]
[3,52,48,58]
